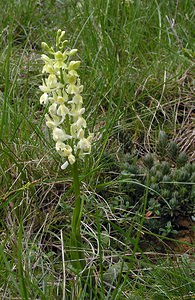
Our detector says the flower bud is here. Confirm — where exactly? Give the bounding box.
[68,61,81,70]
[68,154,76,165]
[61,161,69,170]
[68,49,78,56]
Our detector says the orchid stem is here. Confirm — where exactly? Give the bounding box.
[70,161,85,273]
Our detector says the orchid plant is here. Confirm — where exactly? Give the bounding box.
[39,29,93,273]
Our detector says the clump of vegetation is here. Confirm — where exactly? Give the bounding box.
[119,131,194,236]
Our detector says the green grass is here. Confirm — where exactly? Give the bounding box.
[0,0,194,299]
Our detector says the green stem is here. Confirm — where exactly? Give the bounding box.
[70,161,85,273]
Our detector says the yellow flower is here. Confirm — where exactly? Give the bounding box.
[40,93,48,105]
[41,54,55,73]
[53,128,66,141]
[40,29,93,170]
[57,104,69,117]
[48,103,57,115]
[54,51,67,69]
[68,154,76,165]
[77,135,93,156]
[68,94,83,106]
[45,114,65,128]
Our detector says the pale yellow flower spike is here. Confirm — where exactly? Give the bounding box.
[40,30,93,170]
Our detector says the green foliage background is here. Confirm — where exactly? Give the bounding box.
[0,0,194,299]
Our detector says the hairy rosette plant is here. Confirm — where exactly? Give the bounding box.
[39,29,93,273]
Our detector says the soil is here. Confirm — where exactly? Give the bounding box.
[140,217,195,255]
[168,217,195,254]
